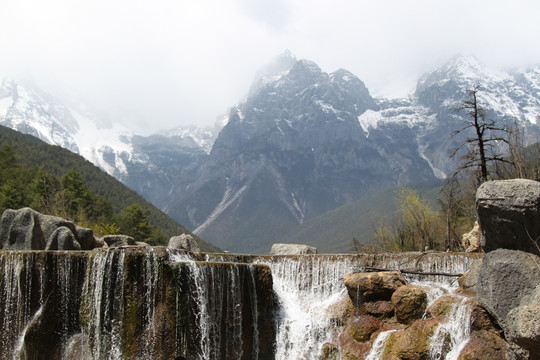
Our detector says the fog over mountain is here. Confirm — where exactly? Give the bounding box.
[1,1,540,134]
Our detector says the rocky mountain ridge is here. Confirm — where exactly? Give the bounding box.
[2,54,540,252]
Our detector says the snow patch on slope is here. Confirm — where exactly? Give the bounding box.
[358,109,382,135]
[193,185,248,235]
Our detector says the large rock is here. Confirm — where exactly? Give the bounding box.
[101,235,135,247]
[457,330,515,360]
[384,318,440,360]
[391,285,427,325]
[505,286,540,358]
[476,179,540,255]
[168,234,200,253]
[476,249,540,357]
[457,259,482,295]
[343,271,405,305]
[0,208,101,250]
[270,243,317,255]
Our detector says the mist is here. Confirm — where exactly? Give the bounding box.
[2,0,540,134]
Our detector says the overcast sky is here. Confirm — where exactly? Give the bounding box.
[2,0,540,134]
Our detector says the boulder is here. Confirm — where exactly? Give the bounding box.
[360,300,395,319]
[477,249,540,328]
[101,235,136,247]
[457,259,482,295]
[384,318,439,360]
[347,315,382,342]
[0,208,101,250]
[457,330,515,360]
[168,234,200,253]
[461,221,481,252]
[476,179,540,255]
[343,271,405,305]
[391,285,427,325]
[476,249,540,356]
[426,295,460,320]
[270,243,317,255]
[504,285,540,358]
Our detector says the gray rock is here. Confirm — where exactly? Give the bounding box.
[168,234,200,253]
[101,235,136,247]
[477,249,540,327]
[45,226,81,250]
[505,301,540,358]
[476,179,540,255]
[0,208,100,250]
[458,258,482,295]
[476,249,540,356]
[270,243,317,255]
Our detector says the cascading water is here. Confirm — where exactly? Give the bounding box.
[0,249,481,359]
[79,249,127,359]
[254,252,479,360]
[168,249,269,360]
[262,255,357,359]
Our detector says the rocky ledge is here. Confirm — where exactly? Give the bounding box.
[323,179,540,360]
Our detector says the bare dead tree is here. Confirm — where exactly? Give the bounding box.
[450,84,515,185]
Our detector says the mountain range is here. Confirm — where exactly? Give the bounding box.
[1,53,539,253]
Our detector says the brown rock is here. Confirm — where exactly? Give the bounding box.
[457,330,513,360]
[391,285,427,325]
[360,300,395,319]
[426,295,460,319]
[348,315,382,343]
[326,295,360,327]
[343,271,406,305]
[383,318,439,360]
[469,304,500,332]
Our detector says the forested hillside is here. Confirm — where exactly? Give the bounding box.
[0,125,220,252]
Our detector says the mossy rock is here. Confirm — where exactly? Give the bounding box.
[321,343,339,360]
[382,318,440,360]
[425,295,459,319]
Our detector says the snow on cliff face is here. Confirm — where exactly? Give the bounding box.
[0,76,215,180]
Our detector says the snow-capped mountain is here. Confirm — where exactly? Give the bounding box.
[162,54,540,252]
[0,77,216,208]
[2,54,540,253]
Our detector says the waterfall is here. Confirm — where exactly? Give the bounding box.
[0,249,480,359]
[262,255,357,359]
[169,249,267,360]
[255,253,479,360]
[427,296,474,360]
[80,249,126,359]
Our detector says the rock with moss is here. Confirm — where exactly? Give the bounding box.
[391,285,427,325]
[321,343,339,360]
[382,318,439,360]
[425,295,459,320]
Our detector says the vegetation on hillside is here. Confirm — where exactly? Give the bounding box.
[0,125,220,251]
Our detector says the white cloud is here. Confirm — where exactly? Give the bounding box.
[1,0,540,134]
